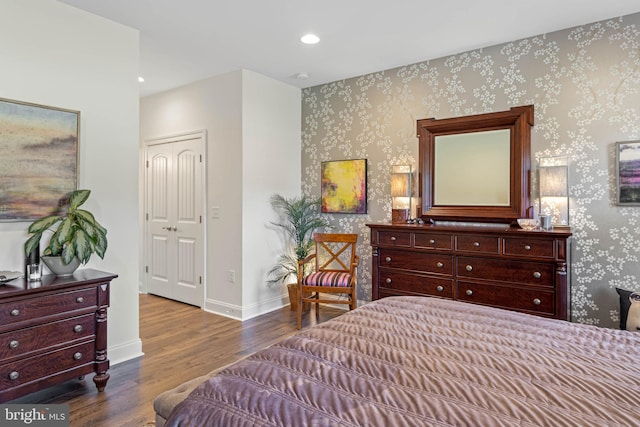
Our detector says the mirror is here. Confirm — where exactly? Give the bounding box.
[434,129,511,206]
[417,105,534,224]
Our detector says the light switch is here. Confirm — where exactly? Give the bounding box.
[211,206,220,218]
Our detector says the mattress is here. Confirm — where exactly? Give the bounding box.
[165,296,639,426]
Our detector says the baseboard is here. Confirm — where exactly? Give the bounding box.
[204,293,289,321]
[108,337,144,366]
[203,294,366,322]
[204,299,243,320]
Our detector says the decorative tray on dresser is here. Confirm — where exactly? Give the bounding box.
[367,223,572,320]
[0,269,117,402]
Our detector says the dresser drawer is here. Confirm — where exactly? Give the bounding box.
[379,249,453,275]
[455,235,499,254]
[0,341,95,390]
[377,230,411,247]
[414,233,452,250]
[0,314,95,360]
[0,288,97,327]
[379,270,453,298]
[503,237,554,258]
[457,281,555,315]
[457,257,555,286]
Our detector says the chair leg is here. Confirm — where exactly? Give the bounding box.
[297,286,303,330]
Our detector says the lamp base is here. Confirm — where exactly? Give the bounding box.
[392,209,410,224]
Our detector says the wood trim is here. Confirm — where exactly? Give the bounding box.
[417,105,534,224]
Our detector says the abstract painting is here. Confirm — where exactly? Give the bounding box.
[0,97,79,221]
[616,141,640,205]
[321,159,367,214]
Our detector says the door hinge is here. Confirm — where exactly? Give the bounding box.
[146,160,149,168]
[199,215,202,223]
[199,154,202,163]
[199,276,202,284]
[145,265,149,273]
[146,213,149,220]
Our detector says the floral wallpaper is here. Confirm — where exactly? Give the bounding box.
[301,13,640,329]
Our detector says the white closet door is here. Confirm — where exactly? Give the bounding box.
[146,132,204,307]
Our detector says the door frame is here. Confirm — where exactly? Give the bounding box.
[141,129,207,305]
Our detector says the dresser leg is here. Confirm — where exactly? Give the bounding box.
[93,372,110,392]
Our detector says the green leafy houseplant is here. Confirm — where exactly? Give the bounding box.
[267,194,330,287]
[24,189,108,266]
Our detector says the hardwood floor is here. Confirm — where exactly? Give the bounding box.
[14,293,344,426]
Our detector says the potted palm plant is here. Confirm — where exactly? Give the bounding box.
[267,194,330,310]
[24,189,108,276]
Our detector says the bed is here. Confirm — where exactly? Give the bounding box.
[159,296,639,426]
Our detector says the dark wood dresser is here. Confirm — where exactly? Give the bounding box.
[368,223,572,320]
[0,269,117,402]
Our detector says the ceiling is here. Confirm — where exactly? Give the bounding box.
[57,0,640,98]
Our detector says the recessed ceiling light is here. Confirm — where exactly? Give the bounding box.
[300,34,320,45]
[138,76,145,83]
[296,73,309,80]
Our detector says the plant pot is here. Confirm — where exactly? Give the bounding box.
[287,283,310,312]
[41,256,81,277]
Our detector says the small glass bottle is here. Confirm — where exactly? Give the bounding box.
[24,243,40,279]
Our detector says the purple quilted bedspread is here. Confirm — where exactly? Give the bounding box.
[165,296,640,426]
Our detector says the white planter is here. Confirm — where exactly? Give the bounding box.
[41,256,81,277]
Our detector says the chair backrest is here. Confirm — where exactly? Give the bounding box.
[312,233,358,274]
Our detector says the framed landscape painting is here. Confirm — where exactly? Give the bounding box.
[616,141,640,205]
[0,97,79,221]
[321,159,367,214]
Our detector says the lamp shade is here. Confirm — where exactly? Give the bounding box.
[391,164,412,223]
[538,156,570,226]
[539,165,568,197]
[390,173,410,197]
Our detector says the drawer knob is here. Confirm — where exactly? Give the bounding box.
[465,265,473,272]
[8,371,19,381]
[473,242,480,247]
[533,298,541,305]
[385,278,392,284]
[10,309,19,317]
[533,271,542,279]
[524,245,532,251]
[76,297,84,303]
[436,262,444,268]
[9,340,18,349]
[466,289,473,296]
[74,325,84,333]
[436,285,444,292]
[73,352,82,360]
[385,257,392,262]
[390,236,397,241]
[429,239,436,244]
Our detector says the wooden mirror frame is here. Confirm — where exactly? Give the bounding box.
[417,105,534,224]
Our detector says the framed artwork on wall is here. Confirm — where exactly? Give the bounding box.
[321,159,367,214]
[0,97,79,221]
[616,141,640,206]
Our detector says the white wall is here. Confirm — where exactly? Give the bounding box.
[242,70,301,315]
[140,70,301,320]
[0,0,142,364]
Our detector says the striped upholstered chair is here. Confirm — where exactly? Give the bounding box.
[296,233,359,329]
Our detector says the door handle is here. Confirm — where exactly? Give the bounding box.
[162,226,177,231]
